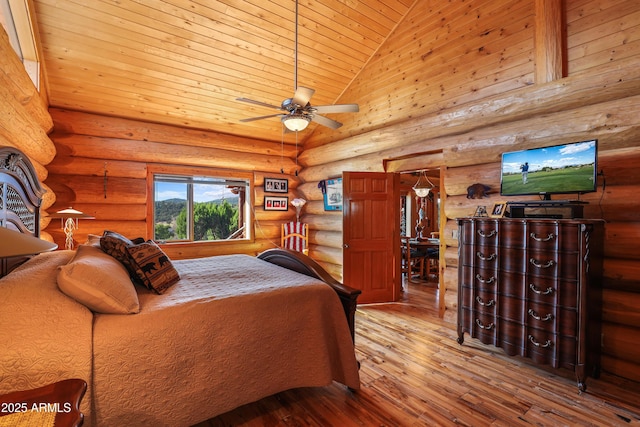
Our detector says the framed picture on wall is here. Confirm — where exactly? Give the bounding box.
[264,196,288,211]
[264,177,288,193]
[323,178,342,211]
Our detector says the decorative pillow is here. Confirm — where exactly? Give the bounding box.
[99,230,145,283]
[126,240,180,294]
[85,233,102,247]
[57,244,140,314]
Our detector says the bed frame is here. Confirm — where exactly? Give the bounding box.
[258,248,360,341]
[0,146,360,339]
[0,147,46,276]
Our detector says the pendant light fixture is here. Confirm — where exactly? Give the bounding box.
[413,170,434,198]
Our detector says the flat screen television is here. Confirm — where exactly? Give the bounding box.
[500,139,598,200]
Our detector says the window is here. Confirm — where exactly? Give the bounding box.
[151,170,251,243]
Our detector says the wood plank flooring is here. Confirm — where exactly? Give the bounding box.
[196,280,640,426]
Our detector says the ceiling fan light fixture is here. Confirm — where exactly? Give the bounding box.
[413,170,434,198]
[282,114,310,132]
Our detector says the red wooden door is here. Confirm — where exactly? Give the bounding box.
[342,172,400,303]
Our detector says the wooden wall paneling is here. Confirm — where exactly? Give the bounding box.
[51,133,298,174]
[301,54,640,164]
[566,1,640,74]
[49,109,295,157]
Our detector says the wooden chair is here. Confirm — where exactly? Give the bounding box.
[281,221,309,255]
[400,236,425,284]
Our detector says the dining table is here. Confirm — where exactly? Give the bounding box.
[408,238,440,279]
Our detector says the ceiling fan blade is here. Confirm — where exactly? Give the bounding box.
[313,104,360,114]
[311,114,343,129]
[291,86,315,107]
[239,114,283,123]
[236,97,282,110]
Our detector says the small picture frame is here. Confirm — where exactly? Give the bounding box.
[264,196,288,211]
[473,205,488,217]
[264,178,288,193]
[323,178,343,211]
[490,202,506,218]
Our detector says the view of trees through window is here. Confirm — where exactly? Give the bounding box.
[153,175,248,242]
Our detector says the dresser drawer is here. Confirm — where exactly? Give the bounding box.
[460,266,499,293]
[526,222,580,252]
[527,275,578,309]
[526,330,577,370]
[526,302,577,337]
[528,249,579,280]
[460,287,497,312]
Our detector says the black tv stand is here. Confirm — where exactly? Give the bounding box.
[507,200,588,219]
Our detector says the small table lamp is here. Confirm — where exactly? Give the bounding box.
[0,227,58,277]
[51,208,95,250]
[0,227,58,258]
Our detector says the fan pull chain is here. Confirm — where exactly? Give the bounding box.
[295,131,299,176]
[280,125,285,174]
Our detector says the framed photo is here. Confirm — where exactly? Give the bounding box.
[264,196,288,211]
[323,178,342,211]
[264,177,288,193]
[490,202,506,218]
[473,205,488,217]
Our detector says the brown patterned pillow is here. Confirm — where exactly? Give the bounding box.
[126,240,180,294]
[100,230,145,284]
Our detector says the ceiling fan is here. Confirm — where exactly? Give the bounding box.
[236,0,359,132]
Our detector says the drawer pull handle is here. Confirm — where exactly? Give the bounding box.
[476,296,495,307]
[477,252,496,261]
[528,309,553,322]
[528,335,552,348]
[476,274,495,284]
[477,229,497,238]
[530,258,555,268]
[475,319,494,330]
[529,284,554,295]
[530,232,555,242]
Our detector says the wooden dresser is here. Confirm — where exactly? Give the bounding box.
[456,217,604,391]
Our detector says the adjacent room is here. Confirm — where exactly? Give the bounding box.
[1,0,639,425]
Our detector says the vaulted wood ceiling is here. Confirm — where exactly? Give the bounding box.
[32,0,415,144]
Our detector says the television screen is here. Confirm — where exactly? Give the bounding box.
[500,139,597,199]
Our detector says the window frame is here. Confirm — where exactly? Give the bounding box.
[147,164,254,245]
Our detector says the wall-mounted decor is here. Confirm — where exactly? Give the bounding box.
[490,202,506,218]
[264,177,288,193]
[264,196,288,211]
[323,178,342,211]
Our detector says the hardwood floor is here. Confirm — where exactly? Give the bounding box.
[197,280,640,426]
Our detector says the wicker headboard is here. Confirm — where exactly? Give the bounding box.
[0,147,45,237]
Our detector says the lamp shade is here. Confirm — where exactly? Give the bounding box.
[282,114,310,132]
[0,227,58,258]
[51,207,95,219]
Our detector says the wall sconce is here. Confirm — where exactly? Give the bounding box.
[51,208,95,250]
[413,170,434,198]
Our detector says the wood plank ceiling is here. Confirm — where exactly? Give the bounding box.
[32,0,414,144]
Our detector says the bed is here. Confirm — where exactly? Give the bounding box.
[0,147,360,426]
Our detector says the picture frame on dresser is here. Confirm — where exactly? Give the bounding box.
[490,202,506,218]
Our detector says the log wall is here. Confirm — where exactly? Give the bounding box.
[43,109,301,258]
[299,0,640,382]
[0,26,56,231]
